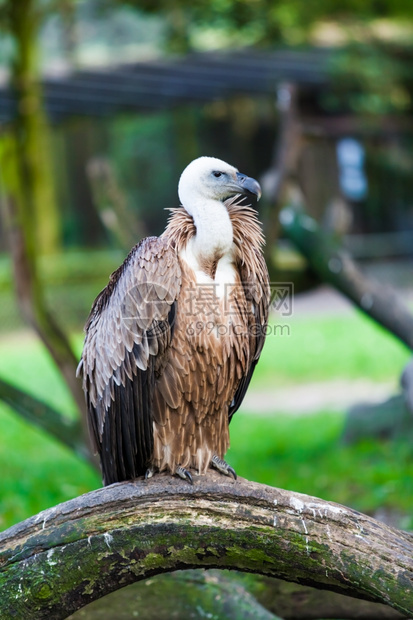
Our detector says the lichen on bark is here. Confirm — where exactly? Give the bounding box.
[0,474,412,619]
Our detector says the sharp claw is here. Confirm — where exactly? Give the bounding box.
[175,466,193,485]
[211,455,237,480]
[227,466,237,480]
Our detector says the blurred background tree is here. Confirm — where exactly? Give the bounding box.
[0,0,89,444]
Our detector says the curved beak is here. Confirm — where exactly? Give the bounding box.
[235,172,262,201]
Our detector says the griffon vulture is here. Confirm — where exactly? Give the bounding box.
[78,157,270,485]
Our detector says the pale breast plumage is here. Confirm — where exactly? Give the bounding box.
[151,256,251,475]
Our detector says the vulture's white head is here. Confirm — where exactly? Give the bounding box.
[178,156,261,216]
[177,156,261,260]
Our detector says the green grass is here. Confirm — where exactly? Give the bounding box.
[0,333,80,418]
[252,311,410,387]
[0,308,411,532]
[0,407,101,531]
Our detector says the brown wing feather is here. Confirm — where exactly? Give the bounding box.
[228,249,270,421]
[78,236,181,484]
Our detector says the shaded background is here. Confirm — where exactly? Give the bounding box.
[0,0,412,543]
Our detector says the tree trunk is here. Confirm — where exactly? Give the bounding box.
[260,83,302,260]
[2,0,60,254]
[0,0,92,454]
[1,473,412,619]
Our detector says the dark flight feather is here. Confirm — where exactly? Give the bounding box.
[79,236,181,484]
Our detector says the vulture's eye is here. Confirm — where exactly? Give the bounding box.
[213,171,223,178]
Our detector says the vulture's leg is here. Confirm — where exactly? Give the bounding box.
[145,468,155,480]
[175,465,193,485]
[211,455,237,480]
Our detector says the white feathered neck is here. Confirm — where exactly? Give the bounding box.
[178,157,236,261]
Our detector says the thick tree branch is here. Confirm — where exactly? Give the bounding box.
[1,474,412,619]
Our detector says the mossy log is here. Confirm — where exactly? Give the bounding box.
[1,473,412,620]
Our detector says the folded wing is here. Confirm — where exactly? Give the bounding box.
[78,236,181,484]
[228,250,269,421]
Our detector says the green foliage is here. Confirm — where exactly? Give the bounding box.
[324,42,412,116]
[122,0,413,50]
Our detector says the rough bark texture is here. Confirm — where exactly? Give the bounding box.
[1,473,412,620]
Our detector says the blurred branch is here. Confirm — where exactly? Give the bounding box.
[1,474,412,618]
[86,157,146,252]
[254,575,406,620]
[0,377,92,464]
[401,358,413,414]
[262,84,300,206]
[74,570,406,620]
[343,394,412,444]
[261,83,302,258]
[70,571,282,620]
[280,205,413,350]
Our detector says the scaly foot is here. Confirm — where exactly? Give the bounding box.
[175,466,193,485]
[211,455,237,480]
[145,468,155,480]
